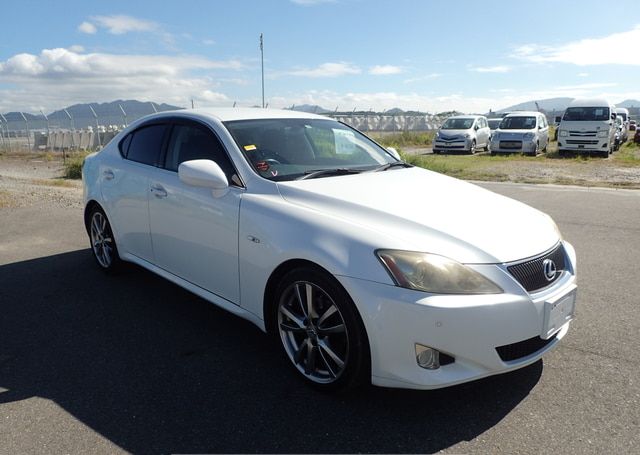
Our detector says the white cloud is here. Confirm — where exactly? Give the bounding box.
[578,72,589,77]
[369,65,403,75]
[68,45,85,53]
[78,22,97,34]
[470,65,511,73]
[90,14,158,35]
[404,73,442,84]
[512,25,640,66]
[290,0,336,5]
[0,48,243,112]
[287,62,361,78]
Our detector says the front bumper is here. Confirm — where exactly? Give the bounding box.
[491,138,536,153]
[433,139,470,152]
[337,241,577,390]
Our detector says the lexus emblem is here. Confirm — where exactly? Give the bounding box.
[542,259,557,282]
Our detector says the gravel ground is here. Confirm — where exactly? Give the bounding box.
[0,156,83,209]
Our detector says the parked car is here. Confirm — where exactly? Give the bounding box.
[630,120,637,132]
[615,108,629,144]
[487,118,502,132]
[433,115,491,154]
[635,127,640,143]
[557,98,617,157]
[614,116,626,150]
[490,111,549,156]
[82,108,577,391]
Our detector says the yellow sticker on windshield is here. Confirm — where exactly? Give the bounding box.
[244,144,257,151]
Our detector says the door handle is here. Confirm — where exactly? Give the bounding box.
[103,169,115,180]
[150,184,168,198]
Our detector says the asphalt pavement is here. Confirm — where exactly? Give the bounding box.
[0,183,639,454]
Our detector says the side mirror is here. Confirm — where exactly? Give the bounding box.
[386,147,401,160]
[554,116,562,123]
[178,159,229,191]
[474,125,479,130]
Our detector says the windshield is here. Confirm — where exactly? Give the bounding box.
[500,116,537,129]
[563,107,610,121]
[617,112,628,122]
[223,118,396,181]
[441,118,474,130]
[487,119,502,130]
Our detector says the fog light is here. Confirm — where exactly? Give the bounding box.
[415,344,440,370]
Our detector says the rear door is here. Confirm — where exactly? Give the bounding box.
[100,123,169,262]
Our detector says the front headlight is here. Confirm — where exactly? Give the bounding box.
[597,130,608,138]
[376,250,503,294]
[492,133,500,141]
[559,130,568,137]
[464,133,471,138]
[523,132,535,140]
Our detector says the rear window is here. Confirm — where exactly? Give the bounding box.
[126,124,167,166]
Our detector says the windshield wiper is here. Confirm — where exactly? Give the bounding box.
[372,161,413,172]
[297,168,365,180]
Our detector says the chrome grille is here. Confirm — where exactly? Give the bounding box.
[567,139,599,145]
[507,243,567,292]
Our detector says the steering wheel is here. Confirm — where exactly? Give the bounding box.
[257,148,289,164]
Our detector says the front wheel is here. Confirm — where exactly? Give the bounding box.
[469,140,476,155]
[274,267,369,390]
[88,206,121,273]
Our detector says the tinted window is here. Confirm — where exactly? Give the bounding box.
[119,133,132,157]
[127,124,167,166]
[563,107,610,121]
[165,124,235,179]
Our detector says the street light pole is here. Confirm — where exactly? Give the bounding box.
[119,104,127,127]
[260,33,265,108]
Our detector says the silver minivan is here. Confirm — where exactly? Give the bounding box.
[433,115,491,154]
[490,111,549,156]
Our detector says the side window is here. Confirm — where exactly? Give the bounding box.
[165,124,236,182]
[126,124,167,166]
[119,133,132,157]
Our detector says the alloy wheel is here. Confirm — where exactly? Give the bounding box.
[277,281,349,384]
[90,211,114,268]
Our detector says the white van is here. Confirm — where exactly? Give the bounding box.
[615,107,630,143]
[557,98,617,157]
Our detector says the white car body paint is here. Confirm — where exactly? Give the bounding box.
[83,108,577,390]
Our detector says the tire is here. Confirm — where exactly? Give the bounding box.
[484,141,490,152]
[274,266,369,391]
[87,206,121,273]
[527,142,539,157]
[469,140,476,155]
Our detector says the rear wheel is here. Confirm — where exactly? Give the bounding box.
[88,206,121,273]
[274,266,369,390]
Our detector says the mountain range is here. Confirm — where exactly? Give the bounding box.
[1,100,183,130]
[497,97,640,113]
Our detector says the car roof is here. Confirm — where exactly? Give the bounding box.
[503,111,540,117]
[138,107,331,123]
[568,98,613,108]
[447,115,484,119]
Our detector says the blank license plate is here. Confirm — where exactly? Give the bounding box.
[542,287,576,339]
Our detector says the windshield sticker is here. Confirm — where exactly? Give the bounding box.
[244,144,257,151]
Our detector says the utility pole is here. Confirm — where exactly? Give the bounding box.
[150,101,158,113]
[260,33,265,108]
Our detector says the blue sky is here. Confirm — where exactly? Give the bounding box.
[1,0,639,114]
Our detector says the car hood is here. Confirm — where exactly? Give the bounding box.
[277,167,560,264]
[437,129,471,137]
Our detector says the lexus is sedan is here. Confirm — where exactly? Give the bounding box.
[83,108,577,391]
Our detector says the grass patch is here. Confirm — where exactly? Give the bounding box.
[29,178,76,188]
[63,151,91,179]
[0,190,13,208]
[372,131,435,148]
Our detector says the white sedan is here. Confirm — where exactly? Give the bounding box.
[82,108,577,390]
